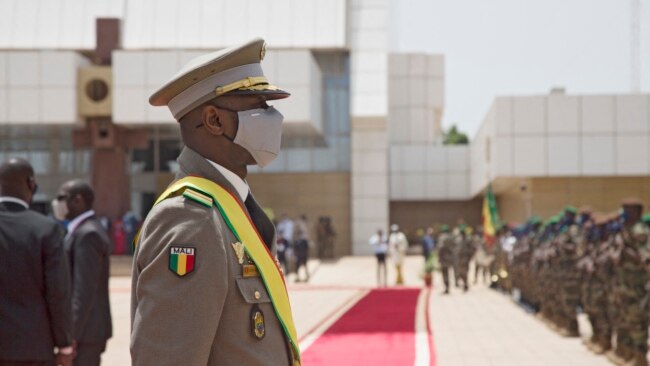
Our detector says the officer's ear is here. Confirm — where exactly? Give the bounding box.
[201,105,226,137]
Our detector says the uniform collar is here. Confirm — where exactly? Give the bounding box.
[66,210,95,238]
[205,160,249,202]
[0,196,29,209]
[176,147,249,204]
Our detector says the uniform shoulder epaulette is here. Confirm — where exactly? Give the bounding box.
[182,186,214,208]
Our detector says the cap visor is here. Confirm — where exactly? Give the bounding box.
[225,88,290,100]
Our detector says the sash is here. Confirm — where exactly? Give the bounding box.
[135,176,301,363]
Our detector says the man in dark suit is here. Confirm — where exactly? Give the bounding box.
[0,158,75,366]
[56,180,112,366]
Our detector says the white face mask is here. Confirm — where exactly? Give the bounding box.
[225,106,284,167]
[51,198,68,221]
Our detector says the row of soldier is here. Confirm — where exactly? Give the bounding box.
[497,200,650,366]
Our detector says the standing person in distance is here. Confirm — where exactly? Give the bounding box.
[0,158,75,366]
[438,225,455,294]
[421,227,435,261]
[293,214,311,282]
[277,214,295,274]
[389,224,408,285]
[369,229,389,287]
[55,180,113,366]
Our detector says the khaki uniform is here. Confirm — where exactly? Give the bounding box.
[131,148,293,365]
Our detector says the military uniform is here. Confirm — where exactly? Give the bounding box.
[612,221,649,365]
[438,226,455,293]
[556,222,581,336]
[131,39,299,366]
[455,229,475,291]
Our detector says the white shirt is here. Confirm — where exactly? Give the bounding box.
[369,234,388,254]
[0,196,29,209]
[206,159,249,202]
[389,231,408,265]
[65,210,95,241]
[277,219,294,241]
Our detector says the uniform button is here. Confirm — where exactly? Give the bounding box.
[254,290,261,300]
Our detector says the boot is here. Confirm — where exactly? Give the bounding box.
[598,334,612,353]
[629,351,647,366]
[617,344,633,362]
[591,342,604,355]
[567,319,579,337]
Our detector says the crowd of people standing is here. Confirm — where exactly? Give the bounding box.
[276,213,336,282]
[0,158,112,366]
[494,199,650,366]
[369,223,489,292]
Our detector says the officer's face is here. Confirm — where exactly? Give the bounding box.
[209,95,270,165]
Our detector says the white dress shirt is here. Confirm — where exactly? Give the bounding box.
[206,159,249,202]
[0,196,29,209]
[65,210,95,241]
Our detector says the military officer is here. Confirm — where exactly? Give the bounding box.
[455,226,475,292]
[438,225,455,294]
[131,38,300,365]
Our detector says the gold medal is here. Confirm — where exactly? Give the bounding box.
[232,242,245,264]
[251,305,265,339]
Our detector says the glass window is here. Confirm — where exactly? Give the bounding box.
[75,150,91,174]
[159,139,181,172]
[132,141,155,173]
[30,150,50,174]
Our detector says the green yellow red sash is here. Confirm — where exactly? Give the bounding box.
[135,176,301,363]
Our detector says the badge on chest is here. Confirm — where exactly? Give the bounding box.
[251,305,265,339]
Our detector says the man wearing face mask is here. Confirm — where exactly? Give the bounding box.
[131,38,300,366]
[0,158,75,366]
[55,180,112,366]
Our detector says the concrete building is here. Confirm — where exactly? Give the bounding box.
[1,0,648,256]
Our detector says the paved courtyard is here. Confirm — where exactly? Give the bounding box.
[105,256,611,365]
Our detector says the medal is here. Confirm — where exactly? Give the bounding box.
[232,242,245,264]
[251,305,265,339]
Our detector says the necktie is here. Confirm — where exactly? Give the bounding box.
[244,194,272,249]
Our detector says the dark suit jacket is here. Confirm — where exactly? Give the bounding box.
[0,201,72,361]
[64,215,113,344]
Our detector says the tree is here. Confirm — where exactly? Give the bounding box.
[443,124,469,145]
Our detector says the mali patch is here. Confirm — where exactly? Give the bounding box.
[169,246,196,277]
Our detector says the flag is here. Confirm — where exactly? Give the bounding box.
[482,184,501,247]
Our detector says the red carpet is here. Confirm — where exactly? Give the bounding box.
[301,288,426,365]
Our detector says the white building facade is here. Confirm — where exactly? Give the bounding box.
[1,0,648,255]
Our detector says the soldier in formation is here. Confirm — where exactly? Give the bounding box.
[506,199,650,366]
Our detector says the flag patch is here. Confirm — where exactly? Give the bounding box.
[169,246,196,277]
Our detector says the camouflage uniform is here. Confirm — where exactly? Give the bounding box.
[589,236,614,353]
[612,222,649,365]
[556,225,581,336]
[455,232,476,291]
[438,230,455,294]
